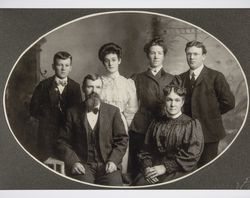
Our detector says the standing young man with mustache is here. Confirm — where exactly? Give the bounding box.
[179,41,235,166]
[56,74,128,186]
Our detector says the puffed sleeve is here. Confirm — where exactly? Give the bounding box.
[123,78,138,127]
[162,119,204,173]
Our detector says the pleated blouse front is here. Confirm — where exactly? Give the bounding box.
[139,114,204,174]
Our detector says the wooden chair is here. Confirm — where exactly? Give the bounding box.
[44,157,65,175]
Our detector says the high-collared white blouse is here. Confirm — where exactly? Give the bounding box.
[101,72,138,128]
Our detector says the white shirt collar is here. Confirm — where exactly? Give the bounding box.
[55,76,68,83]
[189,64,204,79]
[54,76,68,94]
[86,103,101,129]
[149,65,163,76]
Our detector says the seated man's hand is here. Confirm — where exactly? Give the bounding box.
[71,162,85,175]
[105,161,117,174]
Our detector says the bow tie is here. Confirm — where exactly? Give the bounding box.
[88,107,99,114]
[150,68,158,73]
[55,79,68,87]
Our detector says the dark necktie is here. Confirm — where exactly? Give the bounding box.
[190,72,196,89]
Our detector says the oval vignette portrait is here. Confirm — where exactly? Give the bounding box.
[3,11,248,188]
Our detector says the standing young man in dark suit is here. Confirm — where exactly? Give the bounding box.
[30,51,82,162]
[56,74,128,186]
[179,41,235,166]
[129,38,176,178]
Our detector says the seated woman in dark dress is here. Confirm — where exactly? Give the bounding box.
[133,84,204,186]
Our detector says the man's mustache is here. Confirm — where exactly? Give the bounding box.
[86,92,100,99]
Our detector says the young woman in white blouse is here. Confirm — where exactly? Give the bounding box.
[98,43,138,183]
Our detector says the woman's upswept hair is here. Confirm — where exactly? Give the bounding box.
[163,84,187,97]
[144,37,168,56]
[159,84,186,117]
[98,42,122,62]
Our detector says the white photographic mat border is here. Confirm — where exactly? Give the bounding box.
[0,0,250,8]
[3,10,249,189]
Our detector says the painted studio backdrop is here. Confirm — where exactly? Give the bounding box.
[4,12,248,183]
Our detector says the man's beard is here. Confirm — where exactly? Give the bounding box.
[85,92,101,111]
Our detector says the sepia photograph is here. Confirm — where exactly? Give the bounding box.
[0,8,250,191]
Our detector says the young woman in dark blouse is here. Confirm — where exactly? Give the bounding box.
[133,84,204,186]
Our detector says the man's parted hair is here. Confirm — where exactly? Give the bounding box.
[53,51,73,64]
[185,40,207,55]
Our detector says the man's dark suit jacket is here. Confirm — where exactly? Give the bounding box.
[30,76,82,160]
[179,66,235,143]
[56,102,128,170]
[130,68,175,134]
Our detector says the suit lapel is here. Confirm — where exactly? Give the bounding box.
[48,76,59,107]
[98,103,106,138]
[158,69,169,85]
[182,71,190,87]
[145,69,157,81]
[98,103,109,153]
[78,103,88,137]
[145,68,166,86]
[61,84,68,98]
[61,78,71,98]
[195,66,207,87]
